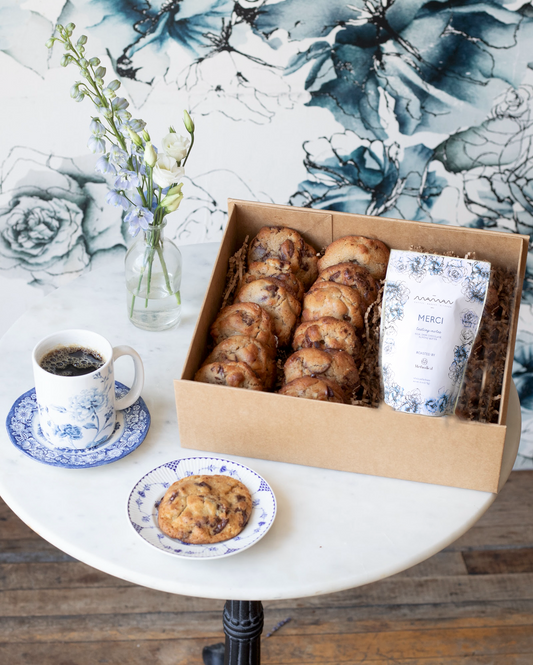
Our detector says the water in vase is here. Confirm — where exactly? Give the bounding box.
[127,272,182,331]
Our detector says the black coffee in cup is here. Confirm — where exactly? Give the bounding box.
[39,345,104,377]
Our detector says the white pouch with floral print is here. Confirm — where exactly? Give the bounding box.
[380,250,491,416]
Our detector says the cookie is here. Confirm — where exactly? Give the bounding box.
[210,302,277,356]
[297,240,319,288]
[317,236,390,280]
[203,335,276,389]
[157,474,252,544]
[302,282,365,333]
[315,262,378,309]
[247,226,318,288]
[283,348,360,397]
[244,259,305,300]
[292,317,362,359]
[234,278,301,346]
[279,376,345,403]
[194,361,263,390]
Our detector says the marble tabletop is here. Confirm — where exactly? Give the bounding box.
[0,242,521,601]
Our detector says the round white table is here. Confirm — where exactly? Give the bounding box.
[0,242,521,662]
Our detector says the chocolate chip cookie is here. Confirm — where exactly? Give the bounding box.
[318,236,390,280]
[243,258,305,300]
[247,226,318,288]
[203,335,276,389]
[315,262,379,309]
[292,317,362,359]
[210,302,277,356]
[279,376,345,403]
[283,348,360,397]
[234,277,301,346]
[302,282,365,333]
[157,474,252,544]
[194,361,264,390]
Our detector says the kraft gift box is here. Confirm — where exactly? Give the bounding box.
[174,200,528,493]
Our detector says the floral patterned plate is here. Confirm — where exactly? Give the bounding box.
[5,383,150,468]
[127,457,277,559]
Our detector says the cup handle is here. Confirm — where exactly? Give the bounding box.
[113,345,145,410]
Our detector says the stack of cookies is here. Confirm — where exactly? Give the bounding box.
[280,235,389,403]
[194,226,390,403]
[194,226,316,390]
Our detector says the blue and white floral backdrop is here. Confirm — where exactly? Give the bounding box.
[2,0,533,468]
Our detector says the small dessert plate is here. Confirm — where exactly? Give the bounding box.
[128,457,277,559]
[5,383,150,469]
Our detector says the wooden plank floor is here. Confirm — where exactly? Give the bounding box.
[1,470,533,664]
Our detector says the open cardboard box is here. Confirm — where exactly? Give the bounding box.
[174,200,528,493]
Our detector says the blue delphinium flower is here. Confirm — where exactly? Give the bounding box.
[95,154,117,175]
[90,118,106,137]
[125,206,154,236]
[106,190,130,210]
[109,145,128,168]
[87,135,106,153]
[114,170,140,190]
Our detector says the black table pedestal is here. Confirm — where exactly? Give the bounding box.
[203,600,264,665]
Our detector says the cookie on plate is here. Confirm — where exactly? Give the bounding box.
[302,282,365,333]
[194,361,263,390]
[210,302,277,356]
[317,236,390,280]
[279,376,345,403]
[234,278,301,346]
[203,335,276,389]
[292,317,362,359]
[315,262,379,309]
[283,348,360,397]
[157,474,252,544]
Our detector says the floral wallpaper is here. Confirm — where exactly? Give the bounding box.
[1,0,533,468]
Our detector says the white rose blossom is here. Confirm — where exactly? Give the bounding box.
[152,154,185,188]
[162,133,190,162]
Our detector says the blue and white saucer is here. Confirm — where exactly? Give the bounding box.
[6,382,150,469]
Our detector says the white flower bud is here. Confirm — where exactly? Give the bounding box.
[183,109,195,134]
[144,142,157,168]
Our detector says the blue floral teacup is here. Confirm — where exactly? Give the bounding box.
[32,329,144,450]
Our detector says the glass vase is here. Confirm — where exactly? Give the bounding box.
[125,221,182,331]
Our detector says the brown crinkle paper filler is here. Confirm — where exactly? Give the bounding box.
[220,236,249,311]
[217,241,516,424]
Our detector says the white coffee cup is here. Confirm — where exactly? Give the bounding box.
[32,329,144,450]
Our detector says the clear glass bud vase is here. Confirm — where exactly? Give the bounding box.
[125,221,182,331]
